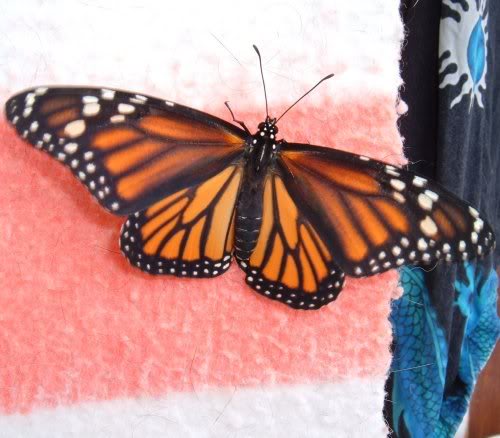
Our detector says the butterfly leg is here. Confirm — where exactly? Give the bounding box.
[224,101,251,134]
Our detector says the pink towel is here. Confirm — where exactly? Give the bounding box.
[0,1,404,436]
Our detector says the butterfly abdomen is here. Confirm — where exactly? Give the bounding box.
[234,175,265,261]
[234,215,261,261]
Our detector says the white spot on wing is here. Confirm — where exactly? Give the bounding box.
[468,206,479,218]
[412,176,427,187]
[82,95,99,104]
[471,231,478,244]
[393,192,406,203]
[63,142,78,154]
[35,87,48,95]
[390,179,406,191]
[101,89,115,100]
[83,102,100,116]
[29,121,39,132]
[392,246,402,256]
[473,218,484,232]
[130,95,147,104]
[64,120,86,138]
[418,193,433,211]
[110,114,125,123]
[424,190,439,202]
[385,169,401,176]
[420,216,438,237]
[118,103,135,114]
[25,95,36,108]
[418,238,428,251]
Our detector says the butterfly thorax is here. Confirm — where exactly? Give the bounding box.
[247,117,281,175]
[234,118,281,261]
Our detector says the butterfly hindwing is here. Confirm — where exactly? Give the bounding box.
[120,165,243,277]
[5,87,246,215]
[279,143,495,277]
[238,173,346,309]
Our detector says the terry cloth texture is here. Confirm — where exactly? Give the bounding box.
[0,1,404,437]
[385,1,500,437]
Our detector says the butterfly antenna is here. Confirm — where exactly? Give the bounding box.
[276,73,335,123]
[253,45,269,118]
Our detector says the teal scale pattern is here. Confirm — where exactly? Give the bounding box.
[389,263,499,437]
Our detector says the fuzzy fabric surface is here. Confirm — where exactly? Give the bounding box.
[0,1,404,436]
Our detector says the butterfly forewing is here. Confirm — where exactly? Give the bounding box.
[120,165,243,277]
[5,87,246,215]
[239,173,346,309]
[278,143,495,277]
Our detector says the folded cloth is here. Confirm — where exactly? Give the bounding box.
[386,1,500,436]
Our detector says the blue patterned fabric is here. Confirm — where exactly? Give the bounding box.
[387,0,500,436]
[389,264,499,437]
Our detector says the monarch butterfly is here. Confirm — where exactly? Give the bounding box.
[4,47,495,310]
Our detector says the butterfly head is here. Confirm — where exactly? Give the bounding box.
[257,116,278,135]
